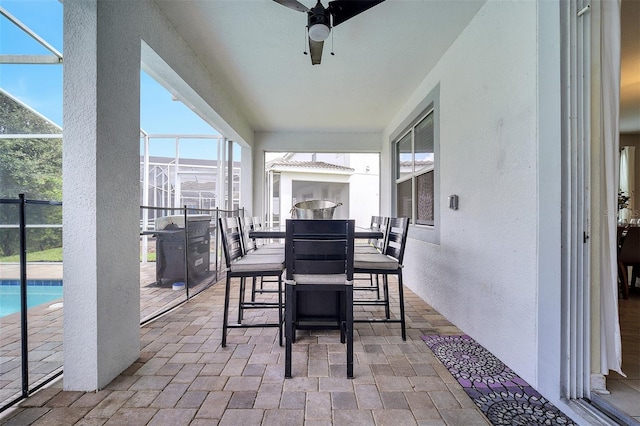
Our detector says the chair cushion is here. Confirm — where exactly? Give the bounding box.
[292,273,348,284]
[259,242,285,249]
[247,246,285,255]
[354,253,398,270]
[230,253,284,272]
[355,245,380,254]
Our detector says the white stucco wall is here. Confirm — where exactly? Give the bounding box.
[383,1,541,385]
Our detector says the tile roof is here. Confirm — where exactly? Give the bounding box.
[266,160,354,172]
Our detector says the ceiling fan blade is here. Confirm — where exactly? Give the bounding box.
[273,0,309,13]
[328,0,385,26]
[309,38,324,65]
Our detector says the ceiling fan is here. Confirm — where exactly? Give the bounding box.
[273,0,385,65]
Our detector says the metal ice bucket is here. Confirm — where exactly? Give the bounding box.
[291,200,342,219]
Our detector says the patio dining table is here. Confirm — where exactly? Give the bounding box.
[249,224,383,240]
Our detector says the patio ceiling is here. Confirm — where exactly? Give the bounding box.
[153,0,640,135]
[152,0,486,133]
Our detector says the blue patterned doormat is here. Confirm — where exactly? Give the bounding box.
[422,335,577,425]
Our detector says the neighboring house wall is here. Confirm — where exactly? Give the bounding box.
[383,0,542,390]
[254,131,382,218]
[347,154,380,226]
[272,153,380,226]
[280,170,350,220]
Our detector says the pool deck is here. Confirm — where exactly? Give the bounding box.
[0,263,63,281]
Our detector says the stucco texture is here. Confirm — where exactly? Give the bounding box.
[386,1,540,386]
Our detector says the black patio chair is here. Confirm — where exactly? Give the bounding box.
[355,216,388,254]
[219,216,284,347]
[238,216,284,302]
[354,216,389,298]
[284,219,355,379]
[252,216,285,250]
[353,216,409,340]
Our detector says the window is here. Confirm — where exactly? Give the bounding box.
[395,109,435,225]
[391,85,439,243]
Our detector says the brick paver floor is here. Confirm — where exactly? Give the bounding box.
[0,262,221,405]
[0,273,490,425]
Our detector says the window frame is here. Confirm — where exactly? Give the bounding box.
[390,84,440,244]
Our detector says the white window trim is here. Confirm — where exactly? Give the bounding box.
[390,84,440,244]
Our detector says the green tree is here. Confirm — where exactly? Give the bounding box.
[0,91,62,257]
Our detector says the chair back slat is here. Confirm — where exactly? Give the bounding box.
[293,239,347,256]
[374,216,390,251]
[368,216,382,247]
[219,216,243,266]
[369,216,383,233]
[285,219,354,281]
[383,217,410,263]
[294,260,348,275]
[239,216,256,253]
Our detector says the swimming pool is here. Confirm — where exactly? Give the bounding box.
[0,280,63,317]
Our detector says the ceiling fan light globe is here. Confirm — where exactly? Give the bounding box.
[309,23,330,42]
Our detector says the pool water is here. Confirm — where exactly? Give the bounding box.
[0,282,63,317]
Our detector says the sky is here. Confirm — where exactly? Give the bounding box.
[0,0,225,159]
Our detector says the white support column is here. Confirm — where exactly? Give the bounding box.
[63,0,141,391]
[174,137,181,208]
[227,139,234,210]
[141,131,150,263]
[217,139,227,209]
[240,145,253,214]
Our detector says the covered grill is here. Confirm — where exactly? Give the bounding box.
[154,214,211,286]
